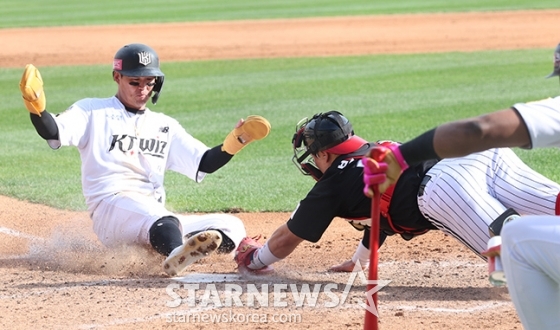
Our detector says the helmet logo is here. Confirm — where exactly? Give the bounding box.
[137,51,152,66]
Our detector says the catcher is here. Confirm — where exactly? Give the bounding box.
[19,43,271,276]
[234,111,560,273]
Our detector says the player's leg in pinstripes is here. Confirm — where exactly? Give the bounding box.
[417,150,513,257]
[418,148,560,258]
[490,148,560,214]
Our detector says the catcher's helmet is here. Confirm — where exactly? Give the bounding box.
[546,43,560,79]
[292,111,367,179]
[113,43,165,104]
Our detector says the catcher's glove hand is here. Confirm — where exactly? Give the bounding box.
[19,64,46,116]
[222,115,271,155]
[234,235,274,275]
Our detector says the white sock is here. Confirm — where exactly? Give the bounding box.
[351,241,370,269]
[248,242,282,269]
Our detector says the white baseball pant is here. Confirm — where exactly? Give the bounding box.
[91,191,246,249]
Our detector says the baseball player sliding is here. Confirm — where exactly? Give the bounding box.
[362,43,560,330]
[232,111,560,276]
[19,43,271,277]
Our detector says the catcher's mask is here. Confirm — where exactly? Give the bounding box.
[546,42,560,79]
[291,111,367,180]
[113,43,165,104]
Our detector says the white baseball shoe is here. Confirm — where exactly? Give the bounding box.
[163,230,223,276]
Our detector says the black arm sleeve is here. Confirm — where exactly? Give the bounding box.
[30,111,59,140]
[198,145,234,173]
[361,228,387,250]
[398,128,438,166]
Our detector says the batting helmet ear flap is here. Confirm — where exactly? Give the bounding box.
[151,76,164,104]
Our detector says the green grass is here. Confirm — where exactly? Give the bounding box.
[1,0,559,28]
[2,48,560,212]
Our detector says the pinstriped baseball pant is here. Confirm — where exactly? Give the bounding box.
[417,148,560,257]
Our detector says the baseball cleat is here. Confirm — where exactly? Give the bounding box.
[163,230,223,276]
[183,230,235,254]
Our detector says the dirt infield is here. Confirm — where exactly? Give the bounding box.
[3,10,558,329]
[2,10,560,68]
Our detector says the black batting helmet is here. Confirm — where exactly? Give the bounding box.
[113,43,165,104]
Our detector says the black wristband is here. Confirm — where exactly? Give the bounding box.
[198,145,233,173]
[30,110,59,140]
[398,129,438,165]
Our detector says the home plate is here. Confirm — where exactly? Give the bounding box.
[173,273,242,283]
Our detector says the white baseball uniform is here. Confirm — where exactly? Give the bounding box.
[498,95,560,330]
[46,96,246,248]
[417,147,560,256]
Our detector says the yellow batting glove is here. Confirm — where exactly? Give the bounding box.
[222,115,271,155]
[19,64,46,116]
